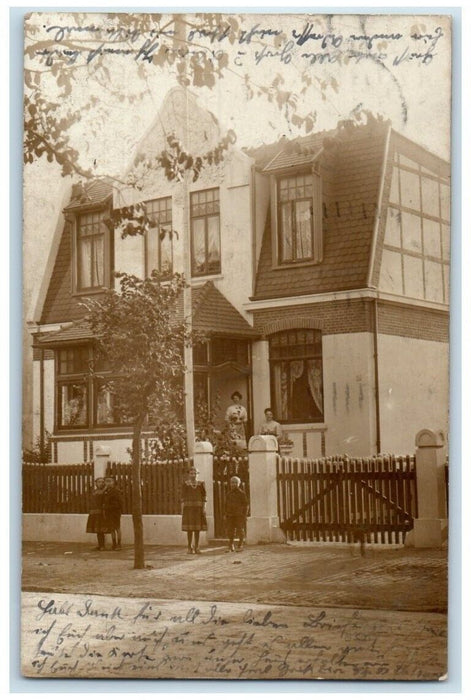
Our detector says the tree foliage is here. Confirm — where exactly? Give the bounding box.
[85,271,190,425]
[84,270,193,568]
[24,12,338,182]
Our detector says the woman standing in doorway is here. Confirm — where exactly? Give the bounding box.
[181,466,207,554]
[225,391,248,449]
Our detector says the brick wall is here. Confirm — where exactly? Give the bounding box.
[377,303,449,342]
[252,298,449,342]
[253,299,372,336]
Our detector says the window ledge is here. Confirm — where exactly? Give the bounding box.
[71,287,109,298]
[281,423,327,431]
[271,260,322,271]
[191,274,224,285]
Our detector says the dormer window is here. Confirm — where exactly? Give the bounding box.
[272,170,322,266]
[73,209,111,293]
[77,211,106,290]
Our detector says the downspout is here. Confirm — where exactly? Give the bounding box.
[250,163,257,297]
[249,163,257,433]
[39,345,45,457]
[367,124,391,455]
[372,299,381,454]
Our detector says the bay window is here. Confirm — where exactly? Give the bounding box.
[55,346,123,430]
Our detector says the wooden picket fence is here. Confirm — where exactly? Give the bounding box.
[23,459,192,515]
[22,462,94,513]
[106,458,192,514]
[213,455,250,538]
[276,454,418,544]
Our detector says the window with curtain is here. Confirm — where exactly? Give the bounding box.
[277,173,322,265]
[190,188,221,276]
[56,346,125,430]
[146,197,173,276]
[56,346,91,428]
[77,211,106,290]
[269,329,324,423]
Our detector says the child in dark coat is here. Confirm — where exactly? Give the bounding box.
[225,476,248,552]
[103,476,124,550]
[86,477,108,550]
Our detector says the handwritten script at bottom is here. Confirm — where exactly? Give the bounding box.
[21,592,446,679]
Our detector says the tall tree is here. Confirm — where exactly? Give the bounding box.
[84,271,192,569]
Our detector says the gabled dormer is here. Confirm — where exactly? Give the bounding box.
[250,119,390,301]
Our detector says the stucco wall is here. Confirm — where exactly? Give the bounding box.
[322,332,377,457]
[55,438,133,465]
[22,514,195,546]
[251,331,377,458]
[377,334,449,454]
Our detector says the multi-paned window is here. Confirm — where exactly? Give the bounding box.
[145,197,173,277]
[380,152,450,303]
[190,188,221,276]
[275,172,322,265]
[76,212,106,290]
[56,346,122,430]
[269,329,324,423]
[56,347,91,428]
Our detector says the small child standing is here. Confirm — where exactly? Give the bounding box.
[103,475,123,550]
[86,477,108,550]
[225,476,248,552]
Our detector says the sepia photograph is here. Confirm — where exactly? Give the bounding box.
[20,10,451,681]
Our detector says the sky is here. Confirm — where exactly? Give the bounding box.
[24,11,452,181]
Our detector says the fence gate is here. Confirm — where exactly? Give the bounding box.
[276,455,418,544]
[213,456,249,538]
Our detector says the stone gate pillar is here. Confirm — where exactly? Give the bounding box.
[94,445,111,480]
[194,441,214,542]
[406,429,448,548]
[246,435,286,544]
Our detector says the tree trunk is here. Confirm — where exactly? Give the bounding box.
[132,416,145,569]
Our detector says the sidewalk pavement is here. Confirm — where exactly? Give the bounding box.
[21,541,448,680]
[22,540,447,613]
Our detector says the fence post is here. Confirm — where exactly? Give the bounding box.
[246,435,285,544]
[94,445,111,480]
[406,429,448,548]
[194,441,214,542]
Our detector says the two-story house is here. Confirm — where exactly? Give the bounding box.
[28,88,450,462]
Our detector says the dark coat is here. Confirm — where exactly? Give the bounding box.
[103,486,123,530]
[225,486,248,518]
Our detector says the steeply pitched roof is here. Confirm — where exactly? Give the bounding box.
[39,219,93,325]
[38,281,258,347]
[192,282,258,337]
[34,320,94,347]
[245,128,337,171]
[252,121,389,300]
[64,179,113,211]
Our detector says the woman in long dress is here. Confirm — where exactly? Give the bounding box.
[181,466,207,554]
[225,391,248,449]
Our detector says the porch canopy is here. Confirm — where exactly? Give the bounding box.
[34,281,259,347]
